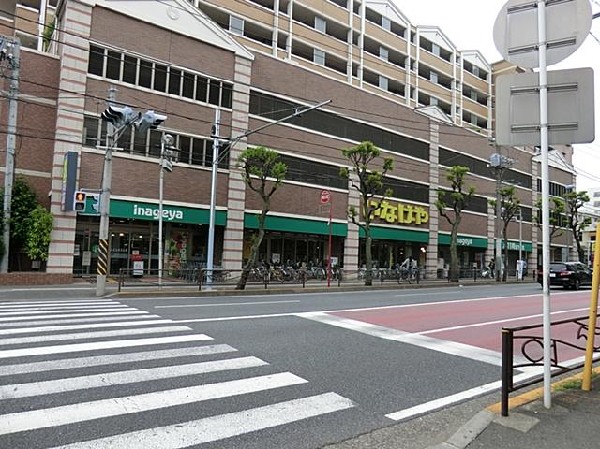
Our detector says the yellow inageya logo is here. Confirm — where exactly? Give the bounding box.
[369,200,429,225]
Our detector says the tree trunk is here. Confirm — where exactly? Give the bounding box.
[235,221,266,290]
[449,221,460,282]
[365,230,373,286]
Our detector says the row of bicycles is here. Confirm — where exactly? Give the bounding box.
[247,263,341,283]
[357,266,419,284]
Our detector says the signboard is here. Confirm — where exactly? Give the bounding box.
[495,68,595,145]
[320,190,331,204]
[493,0,591,68]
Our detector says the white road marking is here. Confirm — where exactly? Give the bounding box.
[0,334,213,359]
[418,307,589,335]
[299,312,505,366]
[48,393,354,449]
[0,307,130,316]
[1,356,268,398]
[0,301,118,309]
[1,344,237,376]
[0,310,150,323]
[0,300,119,306]
[0,314,163,327]
[0,319,175,336]
[0,326,192,346]
[0,372,308,436]
[155,299,300,308]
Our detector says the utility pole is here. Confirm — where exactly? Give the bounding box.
[158,134,174,287]
[96,86,117,296]
[1,38,19,273]
[489,143,512,282]
[207,109,220,286]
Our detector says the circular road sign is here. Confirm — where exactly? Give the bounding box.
[320,190,331,204]
[493,0,591,68]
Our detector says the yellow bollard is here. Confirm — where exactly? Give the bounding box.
[582,223,600,391]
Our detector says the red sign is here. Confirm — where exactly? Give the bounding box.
[320,190,331,204]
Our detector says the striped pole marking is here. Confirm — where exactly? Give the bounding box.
[97,239,109,275]
[0,372,307,435]
[1,344,237,376]
[46,393,354,449]
[0,356,268,398]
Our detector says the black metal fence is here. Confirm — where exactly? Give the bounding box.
[501,315,600,416]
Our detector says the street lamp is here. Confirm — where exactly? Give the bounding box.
[158,134,174,287]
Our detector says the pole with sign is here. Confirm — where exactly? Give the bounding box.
[321,190,333,287]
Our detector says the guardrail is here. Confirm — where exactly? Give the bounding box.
[501,315,600,416]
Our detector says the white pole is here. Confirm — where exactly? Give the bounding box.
[537,0,552,409]
[207,109,220,285]
[158,140,165,287]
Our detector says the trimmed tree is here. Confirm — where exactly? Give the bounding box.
[564,190,592,262]
[490,185,520,281]
[235,146,287,290]
[24,205,54,268]
[534,197,566,244]
[435,166,475,282]
[339,141,393,286]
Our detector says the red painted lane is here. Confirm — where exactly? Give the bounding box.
[331,290,596,363]
[331,290,592,334]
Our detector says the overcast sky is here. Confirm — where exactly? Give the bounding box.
[393,0,600,190]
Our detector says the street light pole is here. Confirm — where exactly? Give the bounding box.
[158,134,174,287]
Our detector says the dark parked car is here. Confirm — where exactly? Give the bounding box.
[537,262,593,290]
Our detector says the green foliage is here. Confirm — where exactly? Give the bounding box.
[236,146,287,289]
[339,141,394,286]
[42,18,56,51]
[25,206,53,262]
[0,178,41,259]
[436,166,475,282]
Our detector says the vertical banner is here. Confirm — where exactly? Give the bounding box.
[61,151,78,211]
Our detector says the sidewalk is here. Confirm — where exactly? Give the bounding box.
[430,369,600,449]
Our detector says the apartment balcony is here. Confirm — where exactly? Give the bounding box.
[295,0,350,24]
[461,96,489,120]
[418,50,454,79]
[363,21,409,55]
[362,52,406,82]
[292,21,348,56]
[200,0,275,29]
[462,70,488,92]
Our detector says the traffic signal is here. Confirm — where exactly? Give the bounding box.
[74,191,86,211]
[101,104,138,127]
[136,110,167,135]
[89,194,100,213]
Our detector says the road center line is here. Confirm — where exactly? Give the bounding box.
[155,300,300,309]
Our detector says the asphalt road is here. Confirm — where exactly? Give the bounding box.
[0,283,591,448]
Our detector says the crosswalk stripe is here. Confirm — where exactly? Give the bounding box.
[0,300,119,306]
[48,393,355,449]
[0,307,130,317]
[1,344,237,376]
[0,326,192,346]
[0,315,163,328]
[0,372,307,436]
[1,356,269,399]
[0,319,176,336]
[0,301,118,309]
[0,334,213,359]
[0,310,150,323]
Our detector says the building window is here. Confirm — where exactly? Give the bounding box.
[432,43,440,57]
[473,65,480,77]
[314,49,325,65]
[379,76,388,90]
[381,17,391,31]
[87,44,234,109]
[430,97,438,106]
[380,47,388,61]
[315,16,326,33]
[430,71,438,83]
[230,16,244,36]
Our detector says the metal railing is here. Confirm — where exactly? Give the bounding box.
[501,315,600,416]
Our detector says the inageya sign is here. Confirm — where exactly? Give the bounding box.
[368,200,429,225]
